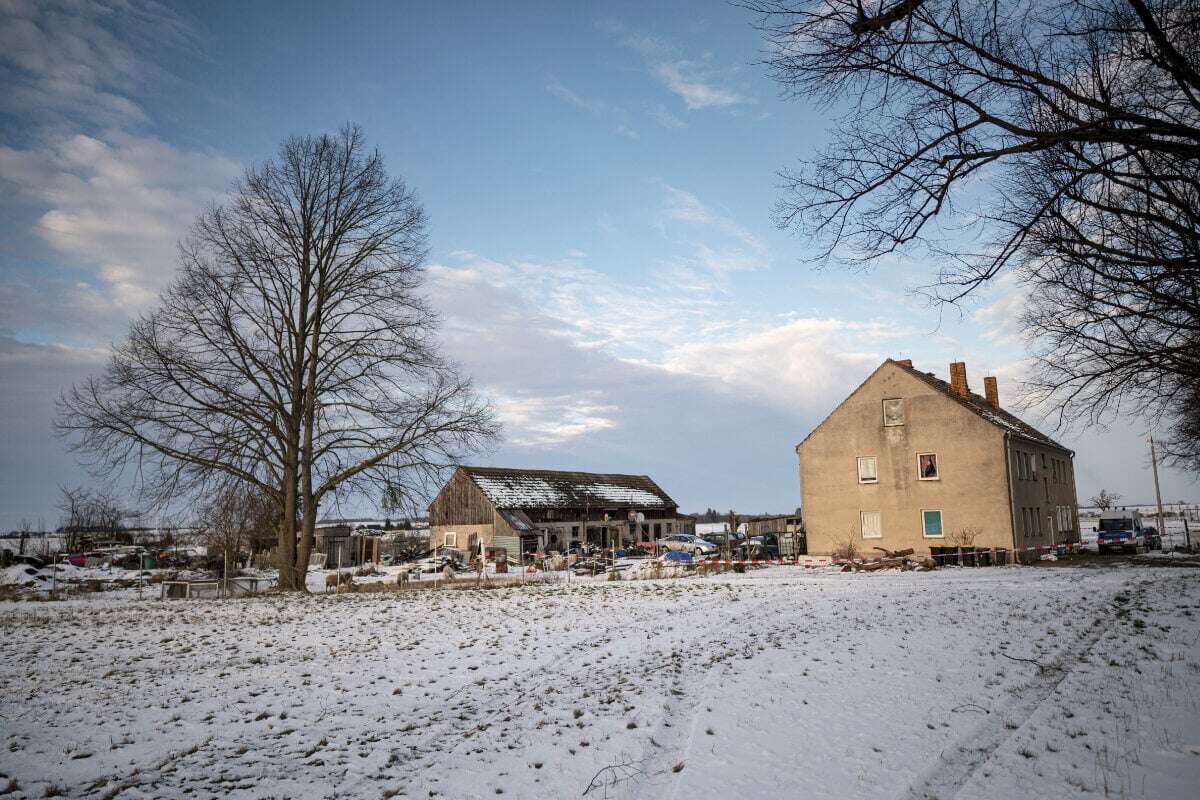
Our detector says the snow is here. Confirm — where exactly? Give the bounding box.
[470,474,668,509]
[1,564,1199,799]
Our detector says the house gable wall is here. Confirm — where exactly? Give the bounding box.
[798,363,1015,556]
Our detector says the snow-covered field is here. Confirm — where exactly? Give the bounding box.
[2,565,1199,799]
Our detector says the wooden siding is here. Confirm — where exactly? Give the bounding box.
[429,468,496,526]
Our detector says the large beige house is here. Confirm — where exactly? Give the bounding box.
[796,359,1080,560]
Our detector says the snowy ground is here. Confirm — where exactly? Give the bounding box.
[2,564,1199,799]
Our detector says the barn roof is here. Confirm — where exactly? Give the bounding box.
[460,466,676,510]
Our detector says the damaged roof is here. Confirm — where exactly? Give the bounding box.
[460,466,676,510]
[890,360,1071,451]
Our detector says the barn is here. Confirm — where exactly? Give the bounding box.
[428,466,683,559]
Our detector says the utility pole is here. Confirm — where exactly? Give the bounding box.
[1149,434,1166,549]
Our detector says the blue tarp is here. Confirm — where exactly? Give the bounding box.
[663,551,693,563]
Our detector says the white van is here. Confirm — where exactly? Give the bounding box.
[1096,509,1145,553]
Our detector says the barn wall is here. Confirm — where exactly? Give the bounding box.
[429,469,495,526]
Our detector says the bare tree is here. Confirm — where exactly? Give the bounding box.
[57,486,128,552]
[58,125,499,590]
[1089,488,1123,510]
[747,0,1199,450]
[17,519,31,557]
[200,483,275,575]
[946,525,981,566]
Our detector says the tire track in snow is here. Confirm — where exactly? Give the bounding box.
[897,576,1131,800]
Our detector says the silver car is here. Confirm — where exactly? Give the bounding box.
[658,534,717,556]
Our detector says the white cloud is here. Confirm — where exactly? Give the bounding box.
[973,273,1031,347]
[546,77,639,141]
[617,33,749,111]
[660,318,900,412]
[494,393,619,447]
[658,183,767,275]
[546,78,610,116]
[661,184,763,251]
[653,62,745,110]
[0,132,239,325]
[648,104,687,129]
[0,0,191,129]
[0,2,239,342]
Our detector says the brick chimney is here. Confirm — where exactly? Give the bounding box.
[949,362,969,398]
[984,376,999,409]
[896,358,912,368]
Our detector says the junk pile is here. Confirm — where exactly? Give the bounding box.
[835,547,938,573]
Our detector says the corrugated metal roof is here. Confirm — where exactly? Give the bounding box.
[461,467,676,510]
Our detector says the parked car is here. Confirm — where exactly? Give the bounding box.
[699,532,744,551]
[1143,526,1162,550]
[658,534,717,556]
[740,534,780,560]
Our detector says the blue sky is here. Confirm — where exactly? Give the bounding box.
[0,0,1192,528]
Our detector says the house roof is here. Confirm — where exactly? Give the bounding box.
[460,466,676,510]
[890,360,1071,452]
[797,359,1071,453]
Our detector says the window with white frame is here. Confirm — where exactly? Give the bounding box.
[917,452,939,480]
[857,456,878,483]
[860,511,882,539]
[882,398,905,427]
[443,531,458,547]
[922,510,943,538]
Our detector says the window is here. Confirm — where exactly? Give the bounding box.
[882,398,905,426]
[443,531,458,547]
[922,510,943,538]
[917,452,939,480]
[1029,455,1037,479]
[860,511,882,539]
[857,456,878,483]
[571,525,579,537]
[665,523,672,534]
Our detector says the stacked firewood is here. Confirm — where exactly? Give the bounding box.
[835,548,937,572]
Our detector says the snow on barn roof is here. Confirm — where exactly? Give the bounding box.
[461,467,676,510]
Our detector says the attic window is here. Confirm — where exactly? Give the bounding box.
[882,399,904,427]
[857,456,878,483]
